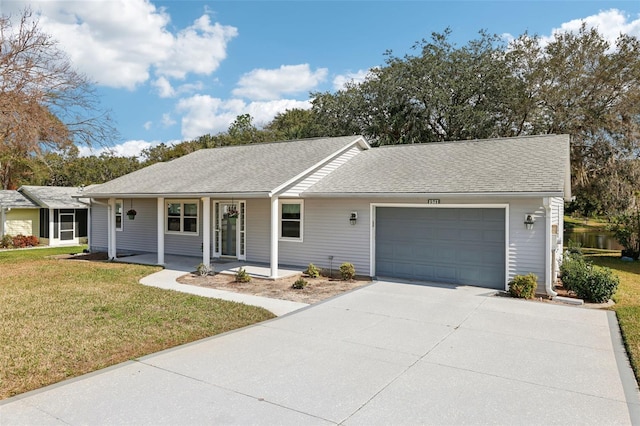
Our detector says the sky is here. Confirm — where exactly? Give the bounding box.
[3,0,640,157]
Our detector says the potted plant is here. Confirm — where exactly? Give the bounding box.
[225,206,239,223]
[126,209,137,220]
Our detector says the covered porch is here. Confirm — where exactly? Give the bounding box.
[113,253,303,279]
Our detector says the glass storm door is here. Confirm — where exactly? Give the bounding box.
[214,201,246,260]
[59,212,75,241]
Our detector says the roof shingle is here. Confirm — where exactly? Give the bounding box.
[83,136,364,197]
[304,134,570,195]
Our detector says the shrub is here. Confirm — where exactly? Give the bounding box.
[291,278,308,289]
[196,263,213,277]
[304,263,320,278]
[574,266,619,303]
[235,267,251,283]
[0,234,12,248]
[508,273,538,299]
[339,262,355,281]
[560,252,590,292]
[566,239,583,256]
[11,234,39,248]
[560,251,620,303]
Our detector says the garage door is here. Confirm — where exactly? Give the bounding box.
[375,207,505,289]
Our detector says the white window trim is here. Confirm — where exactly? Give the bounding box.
[165,199,200,236]
[115,199,123,232]
[279,200,303,242]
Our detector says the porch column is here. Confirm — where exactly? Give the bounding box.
[270,196,279,279]
[48,208,54,245]
[202,197,211,265]
[0,207,5,237]
[157,197,164,265]
[108,198,117,259]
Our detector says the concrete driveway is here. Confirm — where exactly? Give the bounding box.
[2,280,639,425]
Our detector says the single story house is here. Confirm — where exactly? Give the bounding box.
[0,186,89,246]
[82,134,571,295]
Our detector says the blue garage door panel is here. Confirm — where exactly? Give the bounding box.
[375,207,505,289]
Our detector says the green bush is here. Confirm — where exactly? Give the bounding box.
[0,234,12,248]
[574,265,619,303]
[560,251,620,303]
[291,278,308,289]
[196,263,213,277]
[235,267,251,283]
[560,252,590,292]
[339,262,355,281]
[508,273,538,299]
[566,239,583,256]
[304,263,320,278]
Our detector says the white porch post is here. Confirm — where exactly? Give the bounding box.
[0,207,5,237]
[270,196,279,279]
[202,197,211,266]
[48,208,54,245]
[107,198,117,259]
[157,197,165,265]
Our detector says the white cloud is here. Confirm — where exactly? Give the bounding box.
[77,140,156,158]
[232,64,328,101]
[156,14,237,79]
[152,77,176,98]
[531,9,640,48]
[9,0,238,90]
[143,121,152,130]
[333,69,371,91]
[176,95,311,139]
[161,113,176,127]
[152,77,204,98]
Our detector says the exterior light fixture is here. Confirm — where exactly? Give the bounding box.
[350,211,358,225]
[524,214,535,230]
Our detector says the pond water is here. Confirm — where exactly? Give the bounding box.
[564,229,623,251]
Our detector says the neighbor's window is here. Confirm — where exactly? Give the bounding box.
[280,201,303,241]
[166,200,199,234]
[115,200,123,231]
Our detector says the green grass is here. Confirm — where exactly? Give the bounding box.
[0,246,275,399]
[564,215,610,232]
[586,250,640,382]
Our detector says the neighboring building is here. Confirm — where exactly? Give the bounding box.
[82,134,571,295]
[0,186,89,246]
[0,190,40,240]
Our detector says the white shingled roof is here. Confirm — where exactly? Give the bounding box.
[19,186,89,209]
[0,190,39,209]
[83,136,366,197]
[304,134,570,196]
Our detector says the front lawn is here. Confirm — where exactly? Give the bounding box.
[587,250,640,383]
[0,246,275,399]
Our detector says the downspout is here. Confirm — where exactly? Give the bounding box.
[544,198,557,298]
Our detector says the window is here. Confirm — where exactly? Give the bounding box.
[166,200,199,234]
[115,200,123,231]
[280,201,303,241]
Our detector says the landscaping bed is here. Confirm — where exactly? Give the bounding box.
[178,272,371,304]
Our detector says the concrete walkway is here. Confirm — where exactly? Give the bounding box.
[2,281,639,425]
[122,254,309,316]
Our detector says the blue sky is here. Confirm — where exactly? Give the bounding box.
[5,1,640,156]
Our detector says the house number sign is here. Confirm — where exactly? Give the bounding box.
[427,199,440,204]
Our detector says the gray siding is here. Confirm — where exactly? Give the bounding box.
[279,198,371,274]
[245,198,270,263]
[91,195,550,290]
[117,198,158,254]
[90,200,108,252]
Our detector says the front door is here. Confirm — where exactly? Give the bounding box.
[214,201,246,260]
[59,212,75,241]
